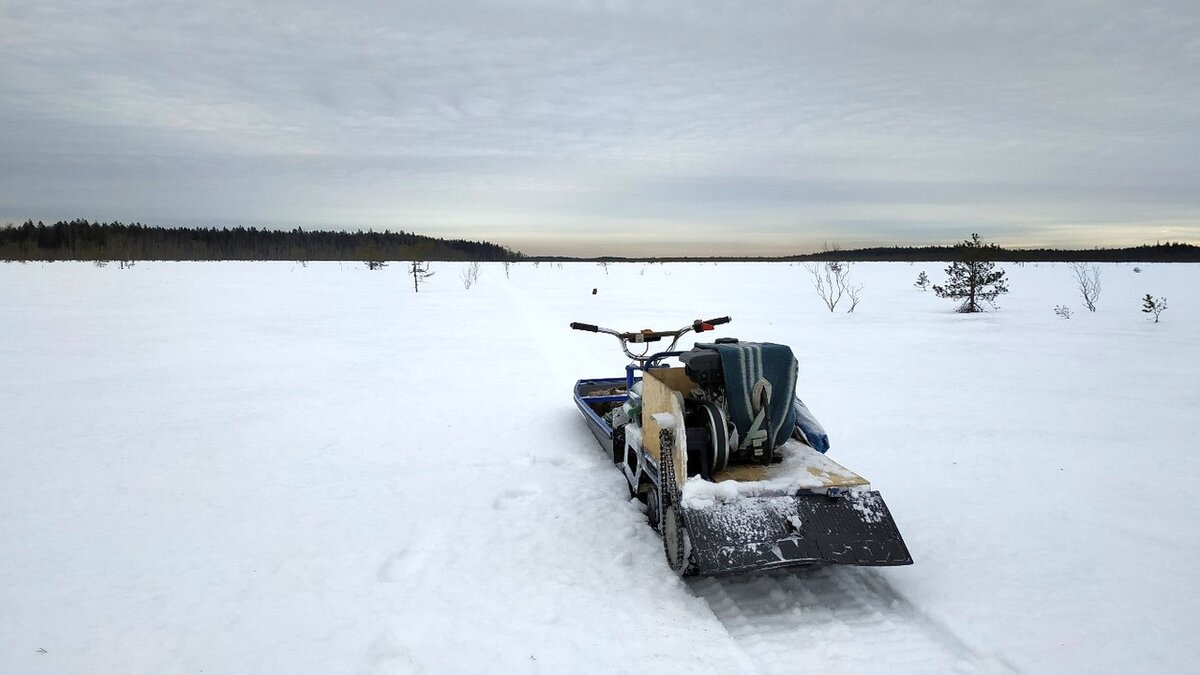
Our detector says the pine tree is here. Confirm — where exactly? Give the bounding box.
[1142,294,1167,322]
[410,260,434,292]
[914,270,930,291]
[933,233,1009,313]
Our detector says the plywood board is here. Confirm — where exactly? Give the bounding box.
[712,440,870,489]
[641,368,694,486]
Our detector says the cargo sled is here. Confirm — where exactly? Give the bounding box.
[571,316,912,576]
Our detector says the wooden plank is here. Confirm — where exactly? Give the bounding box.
[712,441,870,489]
[712,463,770,482]
[650,367,698,394]
[641,368,695,486]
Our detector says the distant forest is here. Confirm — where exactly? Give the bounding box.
[785,242,1200,263]
[0,220,519,262]
[2,219,1198,263]
[582,242,1200,263]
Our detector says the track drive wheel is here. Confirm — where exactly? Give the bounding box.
[657,426,693,575]
[662,503,691,575]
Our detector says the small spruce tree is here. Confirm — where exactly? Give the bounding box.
[1142,294,1167,322]
[914,270,930,291]
[933,233,1009,313]
[410,260,434,292]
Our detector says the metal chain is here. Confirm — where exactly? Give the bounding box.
[658,427,689,574]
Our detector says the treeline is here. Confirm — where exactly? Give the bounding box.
[787,242,1200,263]
[0,220,521,262]
[544,242,1200,263]
[3,219,1195,263]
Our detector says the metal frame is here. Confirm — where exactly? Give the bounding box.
[573,350,684,503]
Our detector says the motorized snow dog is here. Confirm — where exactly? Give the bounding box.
[571,316,912,575]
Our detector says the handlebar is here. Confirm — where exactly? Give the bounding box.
[570,316,732,363]
[692,316,730,333]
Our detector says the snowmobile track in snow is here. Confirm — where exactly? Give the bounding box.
[691,566,1017,674]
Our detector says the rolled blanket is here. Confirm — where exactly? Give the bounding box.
[793,396,830,453]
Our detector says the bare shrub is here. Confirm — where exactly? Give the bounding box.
[1070,263,1101,312]
[460,261,480,290]
[803,261,861,312]
[846,280,862,313]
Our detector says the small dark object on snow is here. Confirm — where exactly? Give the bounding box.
[592,288,597,295]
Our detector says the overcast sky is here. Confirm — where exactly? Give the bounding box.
[2,1,1198,255]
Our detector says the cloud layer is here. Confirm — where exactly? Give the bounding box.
[2,0,1198,254]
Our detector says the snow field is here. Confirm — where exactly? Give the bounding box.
[1,260,1197,674]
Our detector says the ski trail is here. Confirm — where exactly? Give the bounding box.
[692,566,1017,674]
[497,271,604,387]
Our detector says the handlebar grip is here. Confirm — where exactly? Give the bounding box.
[570,322,599,332]
[693,316,732,332]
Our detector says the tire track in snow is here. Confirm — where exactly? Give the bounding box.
[497,270,581,386]
[691,567,1017,674]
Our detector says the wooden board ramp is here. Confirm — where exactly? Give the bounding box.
[713,442,870,489]
[641,368,694,487]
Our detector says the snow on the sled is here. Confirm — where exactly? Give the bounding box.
[1,260,1198,674]
[681,440,856,509]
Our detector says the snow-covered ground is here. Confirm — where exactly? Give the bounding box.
[2,260,1197,674]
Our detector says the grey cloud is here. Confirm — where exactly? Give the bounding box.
[2,1,1198,254]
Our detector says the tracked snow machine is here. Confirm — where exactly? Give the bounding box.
[571,316,912,575]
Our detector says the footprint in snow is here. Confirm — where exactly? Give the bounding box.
[492,488,538,510]
[365,629,423,671]
[377,537,441,584]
